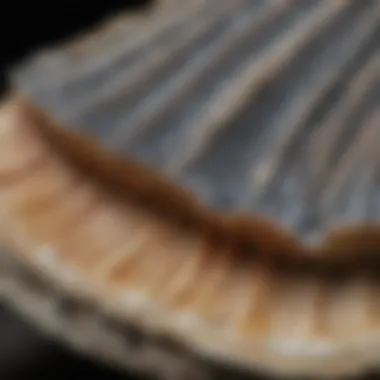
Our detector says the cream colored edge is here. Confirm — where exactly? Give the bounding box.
[0,96,379,379]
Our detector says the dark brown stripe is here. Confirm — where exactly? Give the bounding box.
[10,94,380,280]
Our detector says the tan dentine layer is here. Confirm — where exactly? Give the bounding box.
[0,94,379,378]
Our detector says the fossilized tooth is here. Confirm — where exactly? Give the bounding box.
[2,94,380,380]
[10,0,380,244]
[1,0,380,379]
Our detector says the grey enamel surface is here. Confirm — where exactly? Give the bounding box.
[11,0,380,243]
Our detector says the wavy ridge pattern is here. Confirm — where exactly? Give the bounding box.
[11,0,380,244]
[1,95,380,379]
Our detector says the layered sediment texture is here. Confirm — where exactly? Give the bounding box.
[0,96,380,379]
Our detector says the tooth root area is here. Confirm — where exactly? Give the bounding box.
[183,251,229,319]
[162,242,208,309]
[2,160,74,208]
[59,201,131,267]
[90,225,148,280]
[0,110,47,174]
[142,235,196,296]
[265,277,380,356]
[236,266,274,338]
[268,280,324,351]
[104,227,153,285]
[325,279,376,341]
[31,188,102,260]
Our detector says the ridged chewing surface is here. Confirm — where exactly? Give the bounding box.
[10,0,380,243]
[1,95,380,379]
[2,1,380,379]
